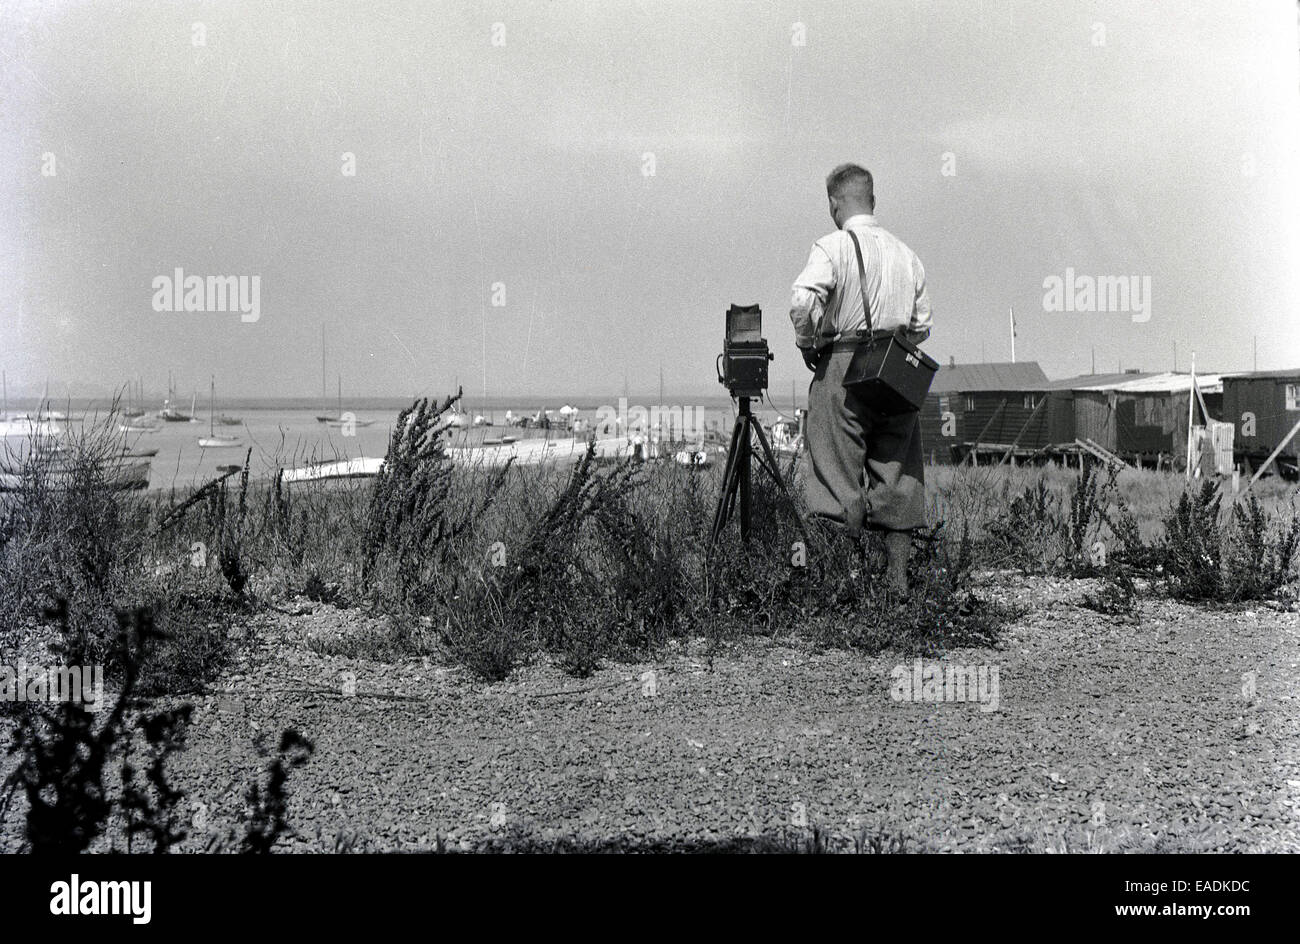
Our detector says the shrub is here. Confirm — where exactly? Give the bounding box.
[363,393,512,615]
[1221,495,1300,602]
[1161,482,1224,600]
[986,478,1064,573]
[1160,484,1299,602]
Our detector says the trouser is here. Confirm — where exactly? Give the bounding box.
[804,342,927,533]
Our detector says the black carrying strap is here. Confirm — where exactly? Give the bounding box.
[847,228,875,337]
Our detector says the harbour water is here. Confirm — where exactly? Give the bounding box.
[2,394,806,490]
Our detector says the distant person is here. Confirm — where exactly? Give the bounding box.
[789,163,932,593]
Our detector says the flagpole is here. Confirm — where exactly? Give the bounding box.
[1185,353,1196,481]
[1009,307,1016,363]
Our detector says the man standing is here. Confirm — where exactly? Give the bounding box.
[789,164,932,592]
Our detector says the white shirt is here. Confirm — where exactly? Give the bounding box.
[789,214,932,349]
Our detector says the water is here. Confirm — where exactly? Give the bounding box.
[5,397,803,490]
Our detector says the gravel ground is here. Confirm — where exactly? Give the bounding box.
[3,575,1298,852]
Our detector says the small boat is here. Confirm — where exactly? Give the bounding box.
[119,419,160,433]
[673,447,710,467]
[158,374,195,421]
[122,377,146,418]
[324,416,375,429]
[322,376,374,427]
[197,377,242,448]
[0,456,150,492]
[0,416,62,439]
[216,414,242,426]
[158,399,192,422]
[281,456,384,483]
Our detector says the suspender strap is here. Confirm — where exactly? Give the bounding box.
[847,228,874,336]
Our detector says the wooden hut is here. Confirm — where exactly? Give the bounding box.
[921,362,1048,463]
[1221,370,1300,479]
[1046,372,1229,468]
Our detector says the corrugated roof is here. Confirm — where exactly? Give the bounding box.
[1054,372,1230,394]
[1221,369,1300,381]
[1045,372,1151,390]
[929,361,1049,394]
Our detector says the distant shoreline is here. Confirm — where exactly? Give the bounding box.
[0,392,771,414]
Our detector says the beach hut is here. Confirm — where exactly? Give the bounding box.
[1046,371,1231,469]
[920,361,1049,463]
[1221,370,1300,479]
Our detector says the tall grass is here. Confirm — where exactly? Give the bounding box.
[3,409,1297,692]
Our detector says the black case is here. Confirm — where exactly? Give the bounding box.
[843,333,939,414]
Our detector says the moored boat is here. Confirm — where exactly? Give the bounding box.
[198,377,242,448]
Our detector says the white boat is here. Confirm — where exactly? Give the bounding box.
[0,416,62,439]
[281,456,385,483]
[673,447,710,467]
[322,376,375,428]
[197,377,242,448]
[445,436,637,468]
[120,417,160,433]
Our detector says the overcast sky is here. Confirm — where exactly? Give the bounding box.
[1,0,1297,401]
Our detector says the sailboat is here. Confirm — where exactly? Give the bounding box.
[40,380,68,422]
[197,377,242,448]
[324,376,374,428]
[159,374,194,422]
[119,417,159,433]
[121,378,145,419]
[316,326,332,422]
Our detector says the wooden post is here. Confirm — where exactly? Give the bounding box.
[963,398,1008,467]
[1239,416,1300,496]
[1184,355,1196,481]
[998,395,1049,467]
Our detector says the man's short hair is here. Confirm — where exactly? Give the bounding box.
[825,163,874,207]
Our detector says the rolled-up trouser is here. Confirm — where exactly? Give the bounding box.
[804,341,926,532]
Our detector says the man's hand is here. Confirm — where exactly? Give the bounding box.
[800,345,820,372]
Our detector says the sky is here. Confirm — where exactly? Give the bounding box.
[1,0,1298,403]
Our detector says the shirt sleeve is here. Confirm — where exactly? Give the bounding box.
[908,252,932,344]
[790,242,836,349]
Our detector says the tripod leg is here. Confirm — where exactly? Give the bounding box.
[739,421,752,542]
[709,416,746,545]
[752,419,810,547]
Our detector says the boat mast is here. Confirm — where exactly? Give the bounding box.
[209,375,215,436]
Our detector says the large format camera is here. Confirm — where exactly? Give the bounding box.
[717,303,773,398]
[709,303,803,548]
